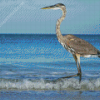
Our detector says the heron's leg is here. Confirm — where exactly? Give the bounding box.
[76,54,82,83]
[57,54,82,83]
[73,54,79,73]
[57,55,80,80]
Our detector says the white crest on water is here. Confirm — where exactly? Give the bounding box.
[0,78,100,91]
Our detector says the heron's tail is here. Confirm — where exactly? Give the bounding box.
[97,51,100,58]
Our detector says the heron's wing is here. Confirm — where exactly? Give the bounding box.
[64,35,98,55]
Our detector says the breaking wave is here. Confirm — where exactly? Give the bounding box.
[0,78,100,91]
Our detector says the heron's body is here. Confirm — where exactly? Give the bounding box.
[58,34,99,57]
[41,3,100,83]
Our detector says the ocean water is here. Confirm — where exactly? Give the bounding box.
[0,34,100,100]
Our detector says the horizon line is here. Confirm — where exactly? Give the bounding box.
[0,33,100,35]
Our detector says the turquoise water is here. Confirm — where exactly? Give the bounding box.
[0,34,100,100]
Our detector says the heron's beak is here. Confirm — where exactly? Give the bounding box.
[41,5,55,10]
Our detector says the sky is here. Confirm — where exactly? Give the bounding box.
[0,0,100,34]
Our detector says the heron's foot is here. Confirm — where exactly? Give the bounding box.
[57,73,82,83]
[57,74,78,81]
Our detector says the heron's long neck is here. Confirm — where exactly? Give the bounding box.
[56,7,66,41]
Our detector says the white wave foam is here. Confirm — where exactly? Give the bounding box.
[0,78,100,91]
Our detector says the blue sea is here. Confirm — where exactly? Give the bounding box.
[0,34,100,100]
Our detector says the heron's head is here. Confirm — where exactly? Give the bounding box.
[41,3,65,10]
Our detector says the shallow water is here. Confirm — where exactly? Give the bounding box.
[0,90,100,100]
[0,34,100,99]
